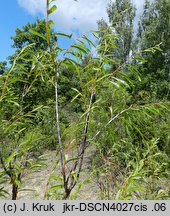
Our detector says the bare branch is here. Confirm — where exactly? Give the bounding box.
[88,105,132,146]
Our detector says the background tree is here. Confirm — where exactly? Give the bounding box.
[98,0,136,66]
[136,0,170,102]
[0,61,7,75]
[11,18,49,52]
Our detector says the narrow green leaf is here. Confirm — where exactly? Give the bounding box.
[110,81,120,88]
[15,179,22,187]
[19,189,36,192]
[117,71,134,86]
[71,88,82,95]
[14,163,22,172]
[49,185,64,191]
[71,93,82,103]
[49,175,63,182]
[82,35,96,47]
[5,152,16,167]
[66,157,80,163]
[66,50,82,59]
[48,20,54,28]
[55,33,72,38]
[112,77,130,88]
[71,171,78,183]
[48,5,57,15]
[64,57,81,67]
[31,105,44,112]
[8,101,20,107]
[133,55,147,63]
[71,44,89,54]
[96,73,111,83]
[29,29,46,40]
[31,162,47,170]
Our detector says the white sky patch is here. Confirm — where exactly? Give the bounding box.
[17,0,146,33]
[18,0,46,15]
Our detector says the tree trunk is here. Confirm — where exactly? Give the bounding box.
[12,183,18,200]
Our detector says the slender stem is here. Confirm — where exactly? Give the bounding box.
[12,181,18,200]
[88,105,132,146]
[63,90,94,199]
[46,0,67,197]
[54,71,66,182]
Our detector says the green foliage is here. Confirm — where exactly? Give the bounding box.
[0,61,7,75]
[11,18,49,51]
[92,137,169,199]
[98,0,136,65]
[136,0,170,101]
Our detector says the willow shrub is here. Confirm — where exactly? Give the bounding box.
[0,45,48,199]
[35,0,169,199]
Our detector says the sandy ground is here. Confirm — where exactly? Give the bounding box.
[1,149,99,200]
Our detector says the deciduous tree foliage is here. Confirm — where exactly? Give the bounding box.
[137,0,170,101]
[98,0,136,65]
[0,61,7,75]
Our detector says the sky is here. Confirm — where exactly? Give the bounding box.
[0,0,145,63]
